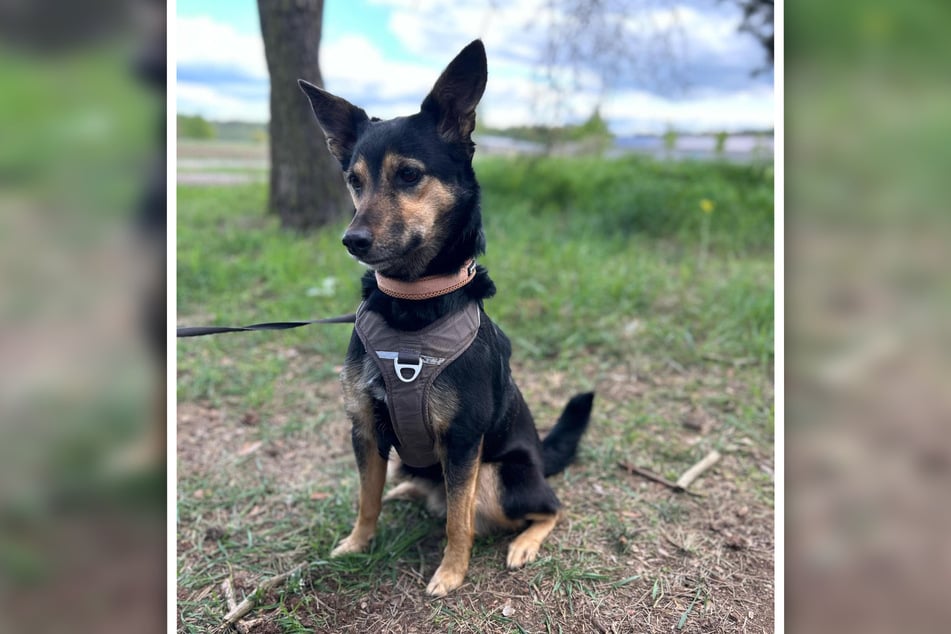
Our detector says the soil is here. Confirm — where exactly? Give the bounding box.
[177,351,774,633]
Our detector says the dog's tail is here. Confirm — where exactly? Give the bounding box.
[542,392,595,477]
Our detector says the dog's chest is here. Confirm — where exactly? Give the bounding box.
[349,302,480,468]
[359,355,388,403]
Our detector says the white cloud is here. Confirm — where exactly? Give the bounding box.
[367,0,772,131]
[320,34,435,113]
[177,16,268,79]
[176,16,269,120]
[177,82,269,122]
[374,0,547,65]
[176,3,773,132]
[602,85,774,135]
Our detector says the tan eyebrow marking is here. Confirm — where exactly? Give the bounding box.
[383,154,426,181]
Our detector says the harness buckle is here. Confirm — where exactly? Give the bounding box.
[394,350,423,383]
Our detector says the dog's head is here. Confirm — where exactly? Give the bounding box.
[299,40,487,280]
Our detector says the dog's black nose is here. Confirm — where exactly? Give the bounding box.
[342,228,373,256]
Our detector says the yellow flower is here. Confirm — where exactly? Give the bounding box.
[699,198,715,214]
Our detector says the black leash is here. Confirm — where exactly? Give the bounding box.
[177,313,356,338]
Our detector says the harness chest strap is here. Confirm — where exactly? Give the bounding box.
[354,301,482,468]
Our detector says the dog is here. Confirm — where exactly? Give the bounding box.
[298,39,594,597]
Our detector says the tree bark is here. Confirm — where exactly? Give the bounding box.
[257,0,349,231]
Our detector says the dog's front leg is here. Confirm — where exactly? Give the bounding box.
[427,439,482,597]
[331,426,387,557]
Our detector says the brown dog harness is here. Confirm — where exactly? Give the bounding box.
[354,300,481,467]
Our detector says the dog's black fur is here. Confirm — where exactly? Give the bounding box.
[299,40,594,597]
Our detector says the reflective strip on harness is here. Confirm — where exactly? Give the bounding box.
[354,301,481,468]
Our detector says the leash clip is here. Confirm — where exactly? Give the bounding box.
[394,350,423,383]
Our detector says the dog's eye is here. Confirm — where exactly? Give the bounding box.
[347,173,363,191]
[397,166,421,185]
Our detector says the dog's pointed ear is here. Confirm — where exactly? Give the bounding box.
[298,79,369,168]
[420,40,487,148]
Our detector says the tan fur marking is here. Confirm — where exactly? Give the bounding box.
[383,153,455,238]
[331,447,387,556]
[383,480,426,502]
[506,511,561,569]
[426,443,482,597]
[382,154,424,180]
[428,378,460,438]
[339,359,375,440]
[334,357,388,556]
[401,178,454,237]
[348,157,370,199]
[474,463,525,535]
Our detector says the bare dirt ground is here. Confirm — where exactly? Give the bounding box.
[177,348,774,633]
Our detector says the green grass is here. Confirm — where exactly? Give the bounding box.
[177,155,772,402]
[476,155,773,255]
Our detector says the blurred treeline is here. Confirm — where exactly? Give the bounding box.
[177,113,269,143]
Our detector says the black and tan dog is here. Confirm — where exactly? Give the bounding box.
[298,40,594,597]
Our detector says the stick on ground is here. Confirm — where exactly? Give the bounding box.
[617,461,703,496]
[217,563,308,633]
[675,450,721,490]
[220,577,249,634]
[618,456,716,497]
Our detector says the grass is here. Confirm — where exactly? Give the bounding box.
[177,151,774,633]
[177,155,772,395]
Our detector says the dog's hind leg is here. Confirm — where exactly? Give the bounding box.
[506,512,561,568]
[331,427,387,557]
[496,458,563,568]
[384,480,426,502]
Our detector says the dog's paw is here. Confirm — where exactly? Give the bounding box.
[426,564,466,597]
[383,481,424,502]
[330,534,369,557]
[506,538,541,569]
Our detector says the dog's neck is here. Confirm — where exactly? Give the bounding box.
[376,259,477,301]
[360,263,496,332]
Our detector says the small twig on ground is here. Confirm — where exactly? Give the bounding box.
[617,462,702,496]
[217,562,307,633]
[221,578,237,611]
[219,576,249,634]
[675,450,721,490]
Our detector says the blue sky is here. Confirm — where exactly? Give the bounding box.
[177,0,774,134]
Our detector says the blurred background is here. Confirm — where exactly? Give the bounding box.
[786,0,951,632]
[0,0,166,633]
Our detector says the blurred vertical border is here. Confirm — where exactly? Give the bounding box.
[786,0,951,632]
[0,1,167,632]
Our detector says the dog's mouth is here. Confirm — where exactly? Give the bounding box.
[345,233,434,280]
[349,251,389,268]
[347,245,410,269]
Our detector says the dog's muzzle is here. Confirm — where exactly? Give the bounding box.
[342,228,373,257]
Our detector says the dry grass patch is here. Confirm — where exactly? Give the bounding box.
[177,352,773,633]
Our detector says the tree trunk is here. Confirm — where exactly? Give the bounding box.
[257,0,349,231]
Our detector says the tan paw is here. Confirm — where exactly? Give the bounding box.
[330,534,369,557]
[426,564,466,597]
[506,538,541,569]
[383,481,424,502]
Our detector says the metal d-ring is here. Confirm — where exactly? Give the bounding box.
[393,354,423,382]
[376,350,425,383]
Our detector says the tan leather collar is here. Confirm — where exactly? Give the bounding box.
[375,259,477,300]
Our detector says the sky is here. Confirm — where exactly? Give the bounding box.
[177,0,774,135]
